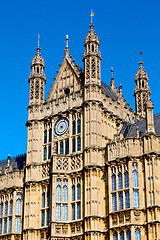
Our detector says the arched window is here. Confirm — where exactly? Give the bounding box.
[112,193,117,211]
[118,173,123,189]
[62,204,68,221]
[16,199,21,215]
[77,119,81,133]
[5,201,8,216]
[119,192,123,210]
[126,229,131,240]
[124,171,129,188]
[43,146,47,161]
[77,184,81,200]
[56,204,61,221]
[15,217,21,232]
[65,139,69,154]
[112,174,116,191]
[72,185,75,201]
[10,200,13,215]
[135,229,141,240]
[120,231,124,240]
[60,141,63,154]
[56,186,61,202]
[133,170,138,187]
[133,190,139,208]
[72,121,76,135]
[77,136,81,151]
[113,232,118,240]
[47,191,50,207]
[42,192,45,208]
[77,202,81,219]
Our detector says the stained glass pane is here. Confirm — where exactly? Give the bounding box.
[41,210,45,226]
[112,175,116,191]
[77,136,81,151]
[49,128,52,142]
[60,141,63,154]
[65,139,69,154]
[72,138,75,153]
[120,231,124,240]
[5,201,8,216]
[4,218,7,233]
[113,232,118,240]
[44,130,47,144]
[47,209,50,225]
[42,192,45,208]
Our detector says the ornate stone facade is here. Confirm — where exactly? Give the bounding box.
[0,21,160,240]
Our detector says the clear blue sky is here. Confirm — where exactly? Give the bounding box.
[0,0,160,160]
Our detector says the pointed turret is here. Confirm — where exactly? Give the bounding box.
[134,54,151,118]
[83,21,102,85]
[28,38,46,106]
[146,96,155,133]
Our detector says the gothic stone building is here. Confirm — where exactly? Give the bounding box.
[0,22,160,240]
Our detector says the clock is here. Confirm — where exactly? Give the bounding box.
[54,118,69,136]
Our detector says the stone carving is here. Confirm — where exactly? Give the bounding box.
[119,212,124,223]
[62,224,68,234]
[112,214,118,225]
[125,211,131,222]
[134,210,140,221]
[56,158,68,170]
[71,157,81,170]
[42,163,50,178]
[55,224,61,234]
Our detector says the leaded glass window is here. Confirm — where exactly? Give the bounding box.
[9,217,12,233]
[126,229,131,240]
[62,204,68,221]
[112,193,117,211]
[124,171,129,188]
[15,217,21,232]
[77,119,81,133]
[72,138,75,153]
[56,186,61,202]
[77,184,81,200]
[42,192,45,208]
[72,121,76,135]
[112,174,116,191]
[43,146,47,161]
[0,203,3,217]
[65,139,69,154]
[44,130,47,144]
[47,191,50,207]
[5,201,8,216]
[41,210,45,226]
[77,136,81,151]
[16,199,21,214]
[47,209,50,226]
[77,202,81,219]
[133,170,138,187]
[72,185,75,201]
[4,218,7,234]
[0,219,2,234]
[63,186,68,202]
[10,200,13,215]
[135,229,140,240]
[56,142,58,154]
[72,203,75,220]
[125,191,130,209]
[118,173,123,189]
[133,190,139,208]
[119,192,123,210]
[120,231,124,240]
[49,128,52,142]
[60,141,63,154]
[113,232,118,240]
[48,145,51,159]
[56,204,61,221]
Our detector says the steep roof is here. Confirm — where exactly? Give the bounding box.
[101,81,118,101]
[121,115,160,138]
[0,154,26,173]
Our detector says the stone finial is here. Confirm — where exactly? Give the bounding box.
[65,35,70,57]
[136,126,139,137]
[7,154,11,166]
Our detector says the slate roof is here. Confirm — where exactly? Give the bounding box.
[0,154,26,173]
[101,81,118,101]
[121,115,160,138]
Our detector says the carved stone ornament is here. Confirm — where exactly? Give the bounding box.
[134,210,140,221]
[62,224,68,234]
[55,224,61,233]
[119,212,124,223]
[112,214,118,225]
[125,211,131,222]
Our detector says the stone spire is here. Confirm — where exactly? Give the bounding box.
[146,95,155,133]
[134,54,151,118]
[28,39,46,106]
[83,21,102,85]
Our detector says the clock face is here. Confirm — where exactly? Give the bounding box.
[54,118,69,136]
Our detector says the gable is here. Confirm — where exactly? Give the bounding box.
[47,56,82,101]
